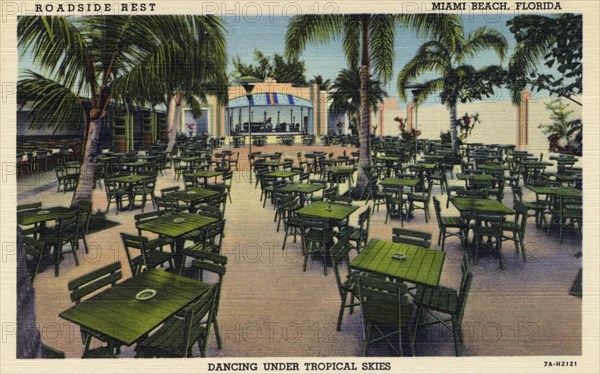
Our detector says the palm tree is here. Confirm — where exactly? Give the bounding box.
[506,14,582,106]
[397,27,508,150]
[328,67,387,135]
[310,75,332,91]
[285,14,462,193]
[18,16,227,207]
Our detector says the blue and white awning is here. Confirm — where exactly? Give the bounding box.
[227,93,312,108]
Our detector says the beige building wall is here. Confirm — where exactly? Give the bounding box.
[378,94,582,157]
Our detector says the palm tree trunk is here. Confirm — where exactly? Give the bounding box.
[166,93,183,152]
[450,104,459,150]
[356,14,371,196]
[71,116,101,208]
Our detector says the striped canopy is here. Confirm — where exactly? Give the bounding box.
[227,93,313,108]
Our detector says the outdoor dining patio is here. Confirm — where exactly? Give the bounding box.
[16,137,583,358]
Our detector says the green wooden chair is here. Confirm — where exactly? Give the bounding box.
[412,254,472,356]
[356,273,415,356]
[330,234,360,331]
[129,174,157,212]
[135,284,217,358]
[190,253,227,349]
[22,236,46,282]
[104,178,129,214]
[408,179,434,223]
[44,210,80,277]
[384,187,407,226]
[472,211,506,269]
[179,220,226,274]
[77,201,92,254]
[547,195,582,244]
[68,262,122,358]
[120,233,175,276]
[17,202,42,238]
[300,216,334,276]
[154,195,179,213]
[341,207,371,253]
[391,228,432,248]
[281,200,303,251]
[433,197,466,251]
[501,200,529,262]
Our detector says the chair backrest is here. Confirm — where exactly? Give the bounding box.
[120,232,151,273]
[432,196,443,228]
[77,201,93,235]
[357,206,372,242]
[391,228,432,248]
[161,186,180,196]
[57,210,80,242]
[299,172,310,183]
[357,273,412,327]
[208,192,227,212]
[329,196,353,204]
[455,271,473,327]
[181,284,218,357]
[191,253,227,315]
[196,204,224,219]
[183,174,198,189]
[154,196,179,213]
[204,220,226,253]
[513,200,529,232]
[511,185,523,202]
[134,210,165,230]
[17,202,42,212]
[68,262,122,304]
[329,234,352,297]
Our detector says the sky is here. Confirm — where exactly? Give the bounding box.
[19,14,556,108]
[224,14,522,103]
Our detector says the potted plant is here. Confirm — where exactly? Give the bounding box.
[538,99,582,156]
[186,122,196,137]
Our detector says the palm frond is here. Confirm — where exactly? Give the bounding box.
[461,27,507,62]
[284,15,344,59]
[18,71,85,133]
[369,15,396,83]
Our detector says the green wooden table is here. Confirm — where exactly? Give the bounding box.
[137,211,219,268]
[111,174,153,184]
[186,170,224,186]
[451,197,514,215]
[380,177,419,189]
[137,211,218,239]
[17,206,75,226]
[456,173,496,187]
[410,163,436,170]
[163,187,219,212]
[479,163,510,172]
[279,183,326,205]
[264,161,286,170]
[350,239,445,287]
[296,201,358,221]
[527,185,582,198]
[60,269,211,347]
[327,167,355,194]
[264,170,301,181]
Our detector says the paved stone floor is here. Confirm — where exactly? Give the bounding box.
[16,145,583,358]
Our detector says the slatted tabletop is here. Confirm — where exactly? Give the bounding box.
[456,173,496,182]
[350,239,445,287]
[451,198,514,215]
[164,187,219,203]
[264,170,301,179]
[136,212,218,238]
[60,269,211,346]
[111,174,153,184]
[279,183,326,195]
[380,177,420,188]
[527,185,582,197]
[17,206,75,226]
[296,201,358,221]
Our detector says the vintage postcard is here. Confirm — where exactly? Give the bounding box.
[1,0,598,372]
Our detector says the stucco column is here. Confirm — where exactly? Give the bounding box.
[517,90,531,150]
[406,102,416,132]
